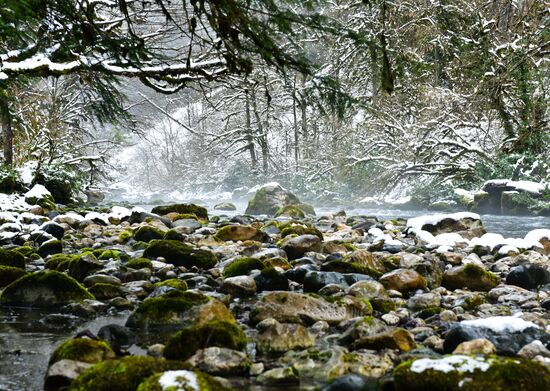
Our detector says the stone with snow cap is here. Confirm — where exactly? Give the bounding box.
[407,212,485,240]
[394,354,550,391]
[444,315,550,355]
[137,369,230,390]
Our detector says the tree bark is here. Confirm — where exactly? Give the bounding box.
[0,95,13,167]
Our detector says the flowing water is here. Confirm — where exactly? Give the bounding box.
[0,205,548,391]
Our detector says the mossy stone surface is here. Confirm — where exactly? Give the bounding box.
[98,249,130,262]
[152,204,208,220]
[137,370,230,391]
[163,320,247,361]
[68,253,103,282]
[46,254,78,271]
[38,239,63,258]
[245,184,301,215]
[214,225,265,242]
[127,257,154,270]
[154,278,188,291]
[321,260,381,277]
[134,226,165,243]
[393,355,550,391]
[0,265,26,287]
[274,205,306,219]
[68,356,184,391]
[0,270,94,307]
[88,282,125,300]
[223,257,265,278]
[442,263,500,291]
[143,240,217,269]
[125,290,210,329]
[279,223,323,239]
[49,337,115,366]
[0,248,26,269]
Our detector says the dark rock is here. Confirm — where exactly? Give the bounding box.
[322,374,381,391]
[303,270,348,292]
[41,222,65,240]
[284,264,318,284]
[506,264,550,290]
[98,324,135,354]
[254,268,289,291]
[443,321,550,355]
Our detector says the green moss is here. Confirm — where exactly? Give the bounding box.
[320,260,381,277]
[134,226,165,243]
[143,240,217,269]
[98,249,130,262]
[127,257,153,270]
[172,213,199,221]
[0,248,26,269]
[280,223,323,239]
[371,297,397,313]
[274,205,305,218]
[0,265,26,287]
[69,356,184,391]
[462,294,486,310]
[151,204,208,220]
[49,338,115,366]
[38,239,63,258]
[223,257,265,278]
[125,290,210,329]
[68,253,102,282]
[393,356,550,391]
[245,186,300,215]
[343,243,359,251]
[137,370,230,391]
[51,255,78,272]
[13,246,35,258]
[118,230,133,243]
[154,279,188,291]
[0,270,94,307]
[163,320,247,361]
[463,263,499,283]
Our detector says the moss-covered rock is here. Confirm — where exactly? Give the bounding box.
[143,240,217,269]
[393,355,550,391]
[133,226,165,243]
[442,264,500,292]
[223,257,265,278]
[154,278,188,291]
[214,225,265,242]
[163,320,247,361]
[137,370,230,391]
[49,338,116,367]
[0,265,26,287]
[152,204,208,220]
[68,253,103,282]
[68,356,184,391]
[98,249,130,262]
[274,205,306,219]
[351,328,415,352]
[0,270,94,307]
[38,239,63,258]
[125,290,210,330]
[245,183,301,215]
[0,248,26,269]
[127,257,153,270]
[172,213,199,221]
[45,253,78,271]
[321,260,381,277]
[280,222,323,239]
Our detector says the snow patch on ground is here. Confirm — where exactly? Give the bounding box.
[470,233,543,250]
[158,370,199,391]
[0,194,31,211]
[410,355,491,374]
[461,315,539,333]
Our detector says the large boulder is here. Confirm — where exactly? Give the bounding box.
[143,240,217,269]
[245,183,301,215]
[151,203,208,220]
[0,270,94,307]
[250,291,371,325]
[394,355,550,391]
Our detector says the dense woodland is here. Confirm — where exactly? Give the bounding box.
[0,0,548,206]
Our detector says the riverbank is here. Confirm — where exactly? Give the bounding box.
[0,200,549,390]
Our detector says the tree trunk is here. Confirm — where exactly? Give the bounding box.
[292,75,299,165]
[244,88,257,168]
[0,95,13,167]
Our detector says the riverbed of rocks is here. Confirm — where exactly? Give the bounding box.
[1,183,550,391]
